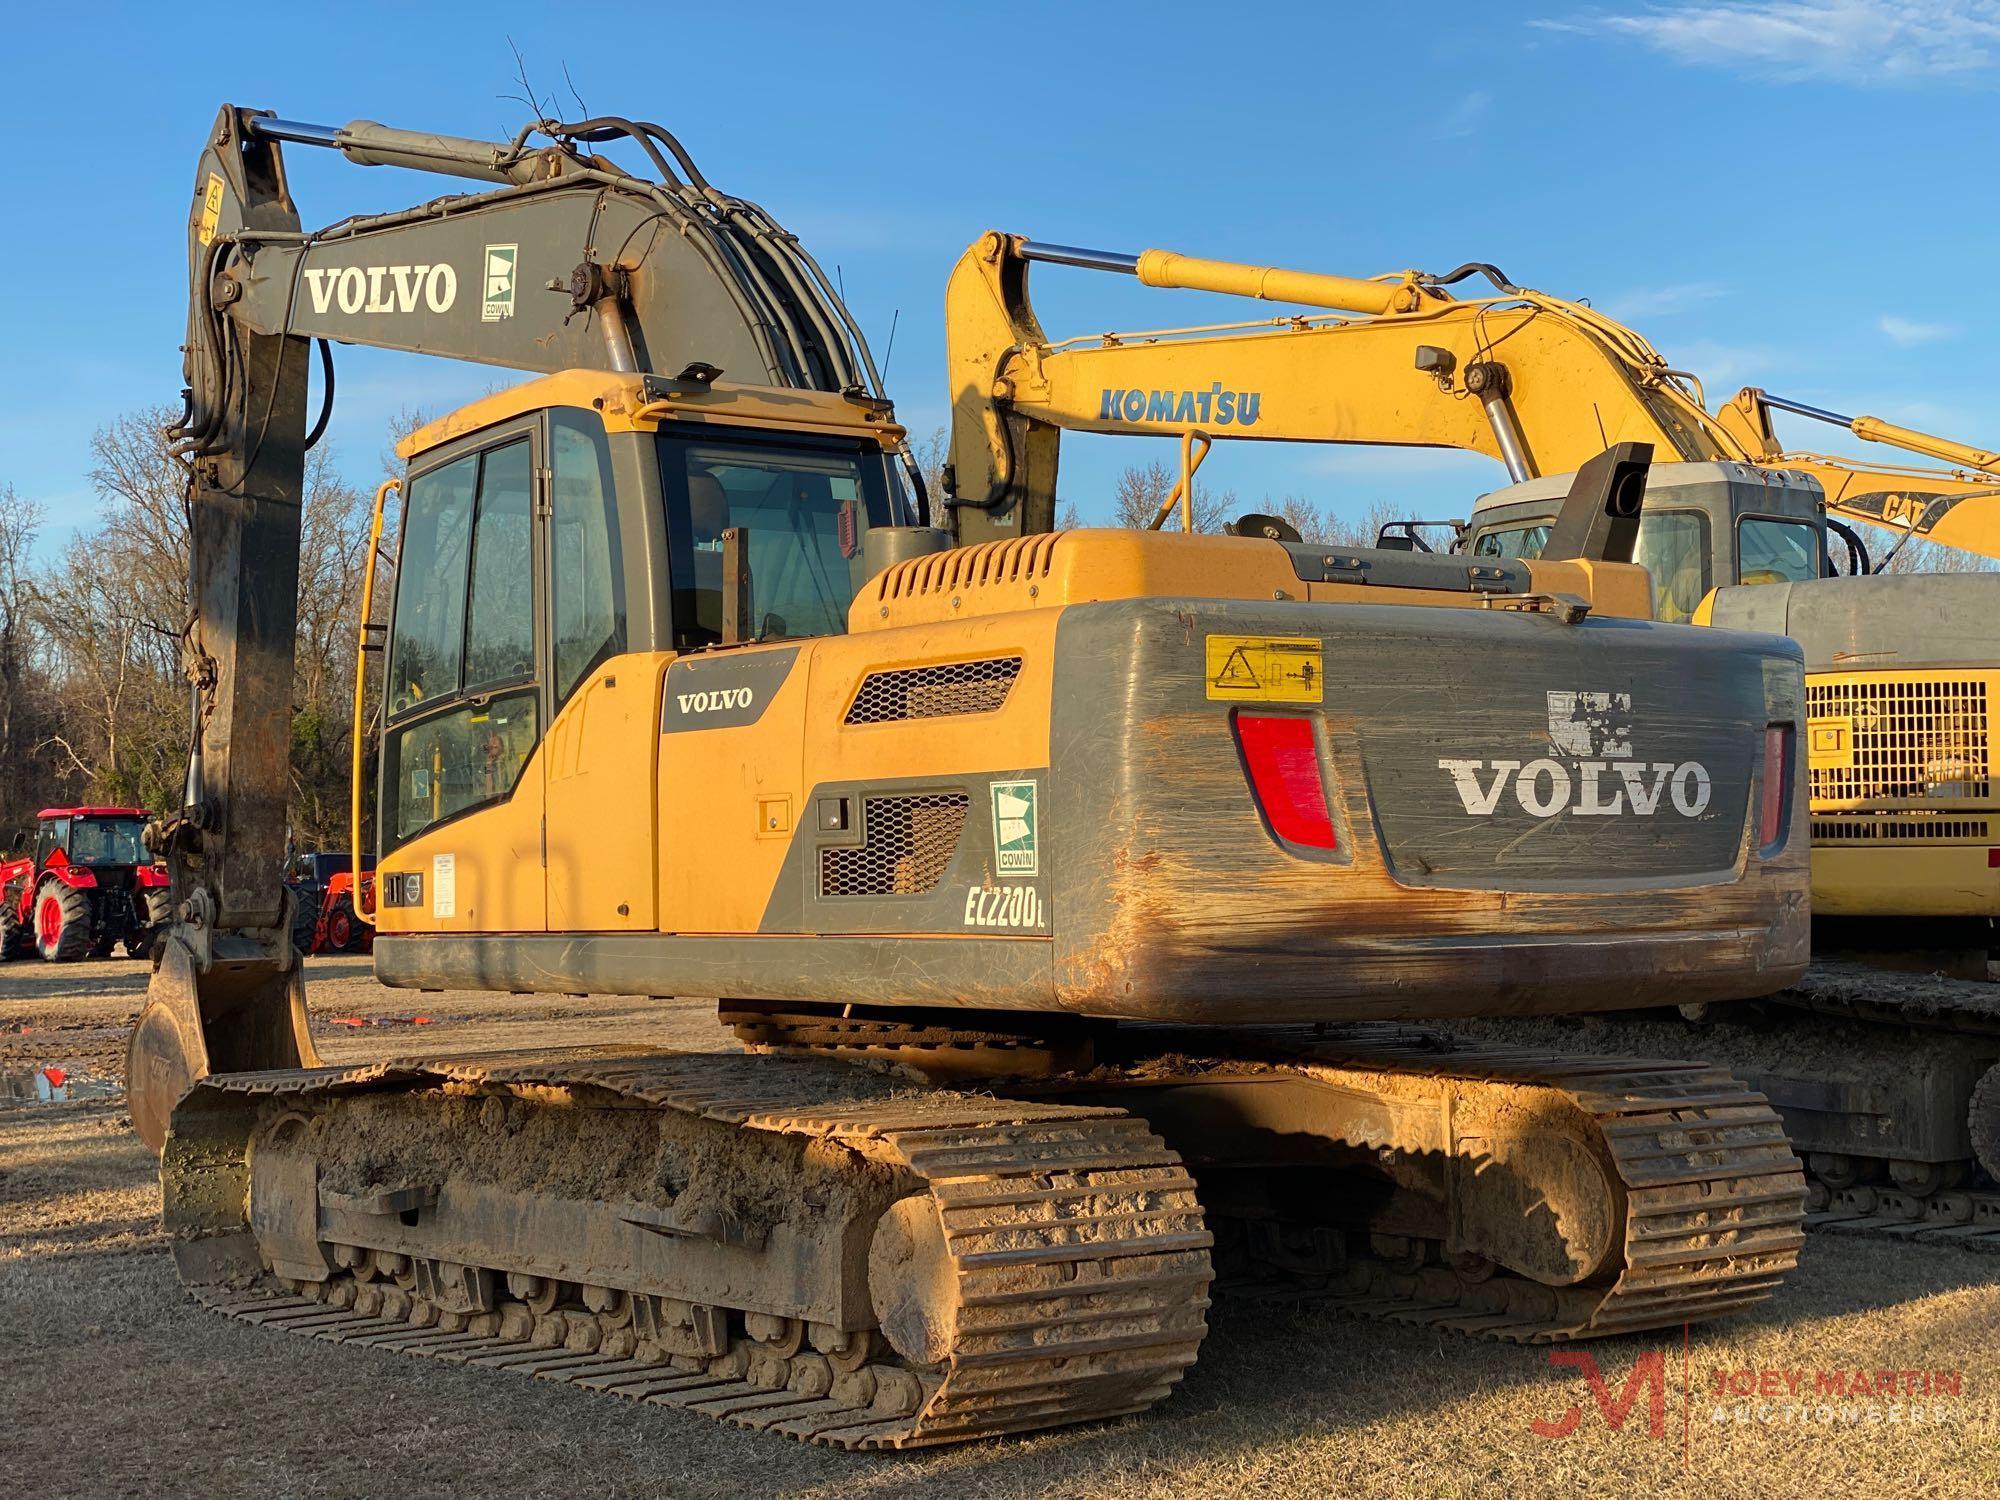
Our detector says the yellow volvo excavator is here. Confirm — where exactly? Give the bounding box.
[132,110,1814,1449]
[939,231,2000,1241]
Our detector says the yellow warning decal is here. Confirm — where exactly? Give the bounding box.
[1205,634,1323,704]
[197,172,225,247]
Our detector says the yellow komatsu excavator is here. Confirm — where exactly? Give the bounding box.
[940,232,2000,1241]
[133,112,1815,1450]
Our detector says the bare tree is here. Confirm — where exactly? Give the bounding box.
[1111,462,1229,533]
[16,407,384,843]
[1314,499,1410,551]
[0,487,52,840]
[910,424,949,510]
[1872,533,2000,575]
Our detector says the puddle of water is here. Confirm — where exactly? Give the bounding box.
[0,1064,116,1104]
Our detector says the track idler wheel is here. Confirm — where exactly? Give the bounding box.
[867,1194,958,1366]
[1969,1064,2000,1185]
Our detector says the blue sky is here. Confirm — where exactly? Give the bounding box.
[5,1,1995,553]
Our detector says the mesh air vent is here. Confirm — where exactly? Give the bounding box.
[819,793,970,897]
[845,658,1023,725]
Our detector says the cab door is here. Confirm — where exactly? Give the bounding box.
[377,420,547,933]
[541,408,654,931]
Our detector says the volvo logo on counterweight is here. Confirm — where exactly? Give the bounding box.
[1439,690,1714,819]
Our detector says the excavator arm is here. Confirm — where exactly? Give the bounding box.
[942,232,1744,544]
[1717,387,2000,563]
[130,103,905,1151]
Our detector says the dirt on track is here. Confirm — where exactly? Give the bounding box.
[3,956,1999,1498]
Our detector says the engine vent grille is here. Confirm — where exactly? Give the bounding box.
[1812,816,1991,843]
[845,658,1023,725]
[1807,678,1990,804]
[871,534,1063,604]
[819,793,970,897]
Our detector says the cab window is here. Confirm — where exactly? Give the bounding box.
[550,410,627,702]
[1738,516,1821,586]
[1633,511,1711,623]
[661,433,895,650]
[385,690,540,846]
[383,433,543,850]
[1471,523,1550,559]
[385,454,477,715]
[1475,511,1713,623]
[35,818,67,867]
[462,442,535,692]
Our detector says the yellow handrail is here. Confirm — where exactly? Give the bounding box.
[351,477,399,926]
[1147,429,1213,532]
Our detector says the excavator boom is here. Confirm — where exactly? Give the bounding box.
[135,103,912,1150]
[942,232,1744,545]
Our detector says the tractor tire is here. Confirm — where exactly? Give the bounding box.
[128,890,172,958]
[324,895,359,954]
[291,893,320,957]
[0,900,28,960]
[34,883,95,963]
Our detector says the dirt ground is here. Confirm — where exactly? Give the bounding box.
[4,956,1998,1499]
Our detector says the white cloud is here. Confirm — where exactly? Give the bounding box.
[1879,313,1958,346]
[1536,2,2000,84]
[1598,281,1729,320]
[1436,91,1493,139]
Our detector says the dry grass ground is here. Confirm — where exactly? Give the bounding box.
[2,956,1997,1498]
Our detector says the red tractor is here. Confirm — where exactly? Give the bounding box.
[0,807,173,962]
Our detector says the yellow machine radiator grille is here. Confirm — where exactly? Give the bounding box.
[1806,675,1990,807]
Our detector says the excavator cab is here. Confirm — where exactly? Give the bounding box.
[368,369,925,940]
[1466,463,1832,622]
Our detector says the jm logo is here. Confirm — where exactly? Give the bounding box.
[1532,1350,1668,1440]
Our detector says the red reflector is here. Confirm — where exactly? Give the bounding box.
[1988,849,2000,869]
[1234,714,1337,851]
[1759,725,1792,849]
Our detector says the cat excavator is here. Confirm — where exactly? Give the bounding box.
[133,108,1814,1450]
[941,231,2000,1246]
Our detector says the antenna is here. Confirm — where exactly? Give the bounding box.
[882,309,901,383]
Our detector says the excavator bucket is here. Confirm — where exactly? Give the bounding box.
[129,935,317,1154]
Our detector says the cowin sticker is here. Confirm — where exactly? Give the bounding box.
[990,780,1039,876]
[963,883,1044,929]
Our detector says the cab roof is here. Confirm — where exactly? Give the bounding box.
[38,807,148,819]
[397,369,903,463]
